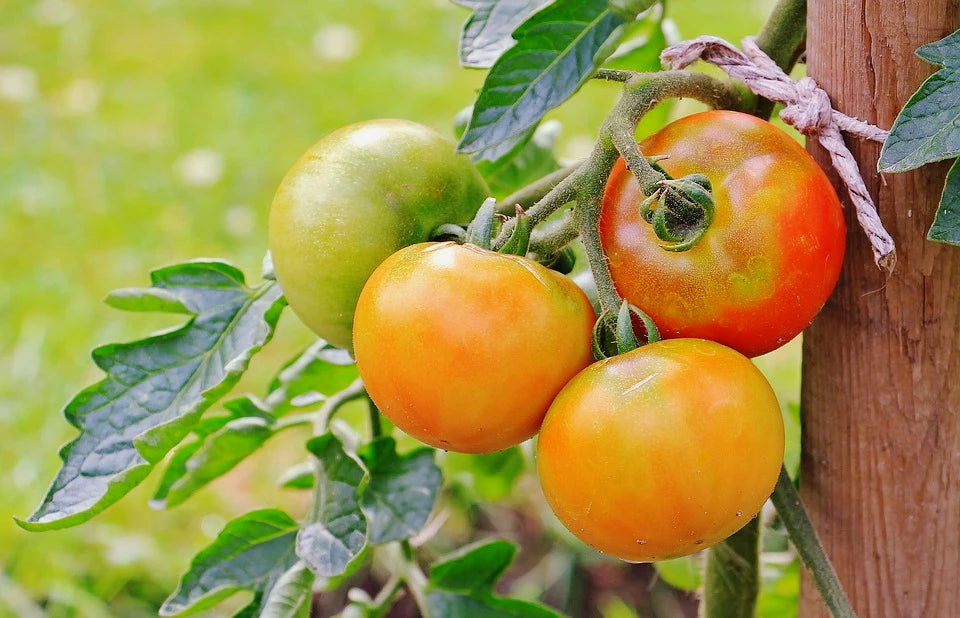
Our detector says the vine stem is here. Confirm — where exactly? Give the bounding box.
[770,466,856,617]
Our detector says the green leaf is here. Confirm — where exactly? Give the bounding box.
[654,555,703,592]
[18,261,284,531]
[457,0,633,159]
[253,561,314,618]
[603,3,670,72]
[358,437,442,544]
[296,434,368,577]
[878,28,960,172]
[425,540,561,617]
[928,157,960,245]
[224,340,357,419]
[160,509,303,616]
[277,461,315,490]
[152,417,274,509]
[443,447,525,501]
[453,0,552,69]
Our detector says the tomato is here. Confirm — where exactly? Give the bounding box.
[269,119,490,350]
[536,338,784,562]
[353,242,596,454]
[600,110,845,358]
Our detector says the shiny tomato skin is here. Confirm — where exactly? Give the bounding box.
[600,110,845,358]
[269,119,489,351]
[353,242,596,454]
[537,338,784,562]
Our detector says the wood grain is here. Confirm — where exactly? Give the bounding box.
[801,1,960,616]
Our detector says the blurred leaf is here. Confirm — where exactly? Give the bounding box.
[358,437,442,544]
[756,559,799,618]
[603,3,669,71]
[152,417,275,509]
[426,539,562,617]
[278,461,316,489]
[783,402,801,479]
[225,340,357,418]
[454,0,552,69]
[457,0,645,160]
[160,509,303,617]
[654,555,703,592]
[443,448,525,501]
[928,158,960,245]
[18,261,284,531]
[878,28,960,172]
[296,434,368,577]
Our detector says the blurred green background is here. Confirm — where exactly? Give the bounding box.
[1,0,795,615]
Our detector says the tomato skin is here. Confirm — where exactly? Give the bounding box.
[536,338,784,562]
[353,242,596,454]
[269,119,490,350]
[600,110,845,357]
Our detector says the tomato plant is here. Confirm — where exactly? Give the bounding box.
[353,241,596,454]
[537,338,785,562]
[269,119,490,350]
[600,110,846,358]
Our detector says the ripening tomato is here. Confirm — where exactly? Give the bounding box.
[353,242,596,454]
[537,338,784,562]
[600,110,845,357]
[269,119,489,351]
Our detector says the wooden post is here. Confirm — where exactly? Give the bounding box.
[802,1,960,616]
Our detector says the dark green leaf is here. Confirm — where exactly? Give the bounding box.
[454,0,552,69]
[878,28,960,172]
[254,561,314,618]
[225,340,357,419]
[296,434,368,577]
[443,448,525,501]
[152,417,274,509]
[928,157,960,245]
[160,509,303,616]
[358,437,442,544]
[18,261,284,531]
[457,0,632,159]
[425,539,561,617]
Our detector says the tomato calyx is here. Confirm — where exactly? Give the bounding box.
[592,300,660,359]
[638,172,716,252]
[498,206,531,256]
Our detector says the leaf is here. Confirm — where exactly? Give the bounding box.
[654,555,703,592]
[457,0,643,159]
[225,340,357,419]
[425,540,561,617]
[878,28,960,172]
[928,157,960,245]
[152,417,275,509]
[159,509,303,616]
[277,461,316,489]
[296,434,368,577]
[254,561,314,618]
[454,0,552,69]
[357,437,442,544]
[443,447,525,501]
[603,3,671,72]
[18,261,284,531]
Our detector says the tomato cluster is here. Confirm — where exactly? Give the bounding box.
[270,112,842,563]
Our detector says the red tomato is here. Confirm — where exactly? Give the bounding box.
[353,242,596,454]
[536,338,785,562]
[600,110,845,357]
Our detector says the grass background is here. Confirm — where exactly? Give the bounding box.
[0,0,793,615]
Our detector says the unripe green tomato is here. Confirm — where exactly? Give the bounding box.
[537,338,784,562]
[353,241,596,454]
[268,119,490,350]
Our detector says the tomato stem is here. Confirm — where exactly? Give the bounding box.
[753,0,807,119]
[702,516,760,618]
[496,163,581,215]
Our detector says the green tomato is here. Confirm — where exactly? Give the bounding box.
[268,119,490,350]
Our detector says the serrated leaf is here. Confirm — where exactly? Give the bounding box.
[457,0,634,159]
[18,261,284,531]
[929,158,960,245]
[151,414,235,508]
[296,434,368,577]
[358,437,442,544]
[224,340,357,419]
[878,28,960,172]
[160,509,302,617]
[425,540,561,617]
[153,417,275,509]
[454,0,552,69]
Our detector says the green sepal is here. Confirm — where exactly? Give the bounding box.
[466,197,498,249]
[537,245,577,274]
[615,300,640,354]
[649,173,715,251]
[430,223,467,243]
[498,206,532,256]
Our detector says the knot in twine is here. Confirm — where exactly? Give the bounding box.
[661,35,896,273]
